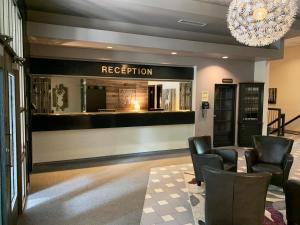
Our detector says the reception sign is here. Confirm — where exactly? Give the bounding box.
[30,58,194,80]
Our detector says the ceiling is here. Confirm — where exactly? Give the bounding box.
[25,0,300,23]
[25,0,232,36]
[24,0,300,59]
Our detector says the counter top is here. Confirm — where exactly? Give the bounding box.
[33,110,191,116]
[32,111,195,131]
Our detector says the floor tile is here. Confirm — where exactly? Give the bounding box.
[161,215,175,222]
[144,207,155,214]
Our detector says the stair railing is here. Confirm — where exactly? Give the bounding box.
[268,108,285,136]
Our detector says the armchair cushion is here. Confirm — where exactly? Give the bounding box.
[193,136,211,154]
[252,163,283,175]
[214,149,238,165]
[253,136,294,165]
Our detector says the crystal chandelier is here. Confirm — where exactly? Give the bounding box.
[227,0,298,47]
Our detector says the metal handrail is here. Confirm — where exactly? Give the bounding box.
[268,108,285,136]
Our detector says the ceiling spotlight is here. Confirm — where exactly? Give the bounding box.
[107,46,113,49]
[222,56,229,59]
[171,52,177,55]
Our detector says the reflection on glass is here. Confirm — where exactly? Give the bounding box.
[31,76,193,114]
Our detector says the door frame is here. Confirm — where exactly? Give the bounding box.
[1,44,22,225]
[0,44,5,225]
[213,84,237,147]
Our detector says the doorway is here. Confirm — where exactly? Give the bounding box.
[213,84,237,147]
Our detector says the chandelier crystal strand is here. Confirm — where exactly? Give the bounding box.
[227,0,298,47]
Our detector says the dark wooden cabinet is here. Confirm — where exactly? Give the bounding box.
[238,83,264,147]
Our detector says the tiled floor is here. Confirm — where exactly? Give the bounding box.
[140,164,194,225]
[141,135,300,225]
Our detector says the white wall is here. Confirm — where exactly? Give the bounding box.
[254,61,270,135]
[32,124,194,163]
[50,76,81,113]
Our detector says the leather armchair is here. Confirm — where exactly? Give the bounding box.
[202,166,271,225]
[245,135,294,189]
[188,136,237,186]
[285,180,300,225]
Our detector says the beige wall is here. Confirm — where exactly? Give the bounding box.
[269,46,300,130]
[195,59,256,145]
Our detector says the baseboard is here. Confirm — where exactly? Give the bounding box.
[32,148,189,173]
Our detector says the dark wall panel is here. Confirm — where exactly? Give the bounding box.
[29,58,194,80]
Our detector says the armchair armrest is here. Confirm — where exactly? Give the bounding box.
[283,154,294,188]
[244,149,258,173]
[213,149,238,165]
[285,180,300,223]
[191,153,224,182]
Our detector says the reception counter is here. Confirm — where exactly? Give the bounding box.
[32,111,195,131]
[32,111,195,164]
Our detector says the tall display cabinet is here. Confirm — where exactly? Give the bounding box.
[238,83,264,147]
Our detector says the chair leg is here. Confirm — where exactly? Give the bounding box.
[197,181,202,186]
[198,220,205,225]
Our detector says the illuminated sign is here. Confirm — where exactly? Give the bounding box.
[101,65,153,76]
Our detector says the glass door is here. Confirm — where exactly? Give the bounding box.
[8,73,18,212]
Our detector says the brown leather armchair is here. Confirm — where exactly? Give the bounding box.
[202,166,271,225]
[245,135,294,189]
[285,180,300,225]
[188,136,237,186]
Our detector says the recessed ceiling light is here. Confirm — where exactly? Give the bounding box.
[222,56,229,59]
[171,52,178,55]
[178,19,207,27]
[107,46,113,49]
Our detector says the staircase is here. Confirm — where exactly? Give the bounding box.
[268,108,300,136]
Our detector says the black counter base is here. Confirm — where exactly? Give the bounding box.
[32,111,195,131]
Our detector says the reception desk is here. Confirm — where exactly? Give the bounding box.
[32,111,195,164]
[30,58,195,165]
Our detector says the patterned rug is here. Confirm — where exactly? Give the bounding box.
[140,135,300,225]
[183,172,286,225]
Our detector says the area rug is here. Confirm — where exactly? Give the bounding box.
[183,171,287,225]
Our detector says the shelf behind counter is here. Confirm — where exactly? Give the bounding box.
[32,111,195,131]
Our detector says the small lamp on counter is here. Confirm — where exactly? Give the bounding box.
[133,100,141,111]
